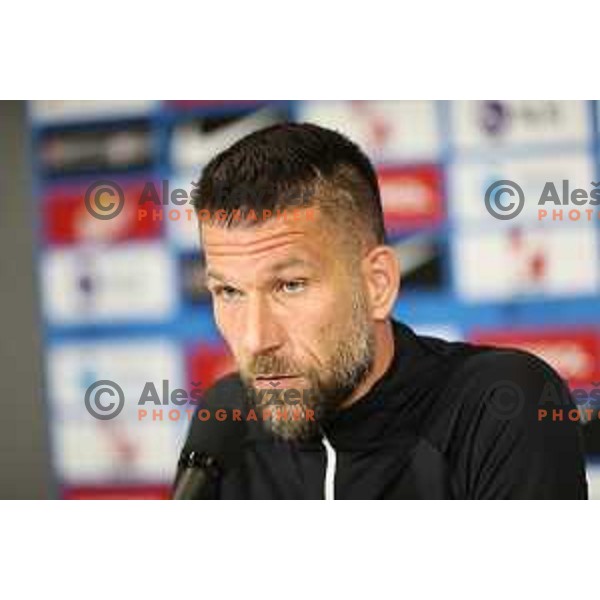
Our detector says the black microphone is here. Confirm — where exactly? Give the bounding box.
[172,389,246,500]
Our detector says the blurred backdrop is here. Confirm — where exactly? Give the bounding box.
[1,100,599,499]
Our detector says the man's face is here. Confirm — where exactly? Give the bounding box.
[202,207,375,439]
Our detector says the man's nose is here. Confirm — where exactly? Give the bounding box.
[242,295,283,357]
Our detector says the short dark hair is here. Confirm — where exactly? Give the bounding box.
[190,122,386,248]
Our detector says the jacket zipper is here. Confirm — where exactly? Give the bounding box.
[323,435,336,500]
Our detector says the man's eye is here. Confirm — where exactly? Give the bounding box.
[278,279,307,294]
[214,285,242,302]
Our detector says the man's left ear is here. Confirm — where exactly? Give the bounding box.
[362,245,400,320]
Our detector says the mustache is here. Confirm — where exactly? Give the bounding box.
[245,354,302,378]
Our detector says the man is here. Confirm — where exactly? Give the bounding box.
[178,122,588,499]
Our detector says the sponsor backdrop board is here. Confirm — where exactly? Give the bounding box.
[30,101,600,498]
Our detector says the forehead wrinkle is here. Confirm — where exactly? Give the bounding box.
[203,230,309,257]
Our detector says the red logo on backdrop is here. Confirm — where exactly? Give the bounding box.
[186,343,236,392]
[377,165,444,232]
[43,180,163,245]
[470,329,600,387]
[62,485,170,500]
[508,228,548,285]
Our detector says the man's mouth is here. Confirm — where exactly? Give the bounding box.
[254,375,303,388]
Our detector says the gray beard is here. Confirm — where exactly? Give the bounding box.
[243,325,376,440]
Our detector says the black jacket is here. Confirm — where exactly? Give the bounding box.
[178,320,588,499]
